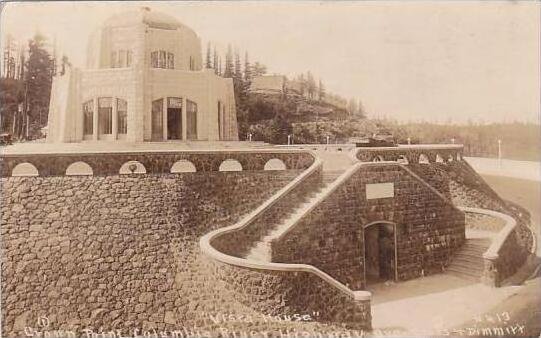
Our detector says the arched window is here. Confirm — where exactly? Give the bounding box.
[264,159,286,171]
[219,159,242,172]
[98,97,112,135]
[397,155,409,164]
[419,154,429,164]
[171,160,196,173]
[119,161,146,174]
[66,162,93,176]
[83,100,94,136]
[12,163,39,176]
[117,99,128,135]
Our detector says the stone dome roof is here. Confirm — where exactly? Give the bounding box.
[103,7,192,31]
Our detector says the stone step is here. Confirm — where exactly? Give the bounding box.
[448,260,483,273]
[446,268,481,281]
[451,255,484,266]
[460,247,488,256]
[244,241,271,262]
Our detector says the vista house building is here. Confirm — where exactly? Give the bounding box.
[47,7,238,143]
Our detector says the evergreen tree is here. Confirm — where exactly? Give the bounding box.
[347,98,358,116]
[318,79,325,102]
[234,50,242,81]
[252,62,267,77]
[60,55,71,75]
[223,44,234,78]
[243,51,252,83]
[298,73,305,96]
[205,42,212,69]
[306,71,316,100]
[357,98,366,118]
[213,46,218,74]
[25,33,54,137]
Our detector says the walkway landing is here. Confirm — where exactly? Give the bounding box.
[370,274,521,335]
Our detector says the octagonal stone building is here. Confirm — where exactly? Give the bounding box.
[47,7,238,143]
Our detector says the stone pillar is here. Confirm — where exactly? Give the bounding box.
[92,97,98,141]
[162,98,167,141]
[112,97,118,140]
[182,97,187,141]
[481,255,499,287]
[351,291,372,330]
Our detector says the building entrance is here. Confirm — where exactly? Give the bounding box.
[167,97,183,140]
[364,222,396,284]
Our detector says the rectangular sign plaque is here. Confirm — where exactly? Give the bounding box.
[366,183,395,199]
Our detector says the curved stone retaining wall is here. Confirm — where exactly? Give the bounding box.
[1,170,300,336]
[460,207,532,287]
[204,257,371,329]
[0,149,314,177]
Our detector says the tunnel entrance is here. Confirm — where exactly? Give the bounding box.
[364,222,397,285]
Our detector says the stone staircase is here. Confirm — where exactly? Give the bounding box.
[244,170,344,262]
[446,238,491,281]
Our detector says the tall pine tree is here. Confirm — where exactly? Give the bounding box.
[25,33,53,137]
[244,51,252,83]
[205,42,212,69]
[223,44,234,78]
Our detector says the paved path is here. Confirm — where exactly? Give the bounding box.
[465,157,540,182]
[370,275,521,335]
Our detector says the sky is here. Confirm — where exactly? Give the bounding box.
[1,1,539,124]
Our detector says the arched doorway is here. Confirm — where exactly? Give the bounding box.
[363,222,397,285]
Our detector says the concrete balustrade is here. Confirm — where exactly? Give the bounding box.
[356,144,464,164]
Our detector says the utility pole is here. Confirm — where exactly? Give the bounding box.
[498,139,502,168]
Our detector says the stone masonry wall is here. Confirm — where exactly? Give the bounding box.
[204,257,372,330]
[1,171,297,337]
[272,164,465,290]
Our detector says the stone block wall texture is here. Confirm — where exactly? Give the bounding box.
[205,258,371,330]
[1,171,297,337]
[272,164,465,290]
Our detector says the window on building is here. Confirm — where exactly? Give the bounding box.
[119,50,127,68]
[151,98,164,140]
[117,98,128,134]
[111,51,118,68]
[126,50,132,67]
[83,100,94,135]
[151,51,159,68]
[189,56,194,71]
[111,50,132,68]
[167,52,174,69]
[98,97,113,135]
[151,50,174,69]
[186,99,197,140]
